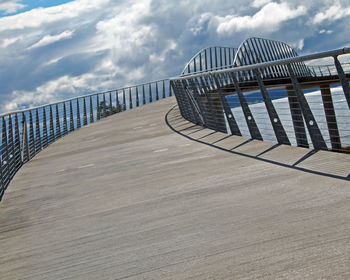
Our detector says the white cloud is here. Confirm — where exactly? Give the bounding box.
[28,30,75,49]
[313,3,350,24]
[216,2,307,34]
[0,0,110,32]
[1,0,350,113]
[319,29,333,34]
[251,0,271,8]
[0,1,25,14]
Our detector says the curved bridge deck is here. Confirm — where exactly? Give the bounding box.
[0,98,349,279]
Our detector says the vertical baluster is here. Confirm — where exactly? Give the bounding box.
[199,53,202,72]
[149,84,153,103]
[70,101,75,130]
[204,49,208,71]
[83,98,88,125]
[77,99,81,128]
[21,113,30,162]
[156,82,159,101]
[42,108,48,148]
[63,103,68,135]
[103,94,107,117]
[193,57,197,73]
[224,48,227,68]
[214,47,218,69]
[162,80,166,99]
[129,88,133,109]
[1,117,9,188]
[96,95,100,121]
[89,97,94,123]
[142,85,146,105]
[55,104,61,139]
[7,115,15,179]
[220,47,223,68]
[116,91,120,113]
[14,114,22,171]
[210,47,213,70]
[35,109,42,153]
[228,48,232,67]
[136,86,139,107]
[122,89,126,110]
[28,111,35,159]
[109,92,113,115]
[49,106,55,144]
[169,81,173,96]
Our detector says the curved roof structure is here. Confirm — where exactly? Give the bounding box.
[181,37,312,81]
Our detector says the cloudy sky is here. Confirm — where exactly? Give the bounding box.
[0,0,349,113]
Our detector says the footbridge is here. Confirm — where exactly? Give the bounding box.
[0,38,349,279]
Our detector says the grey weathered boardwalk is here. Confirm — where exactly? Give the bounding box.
[0,97,349,279]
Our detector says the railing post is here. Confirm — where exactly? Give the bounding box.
[42,108,48,148]
[142,85,146,105]
[14,114,22,171]
[103,94,107,118]
[230,72,263,140]
[287,64,328,150]
[70,101,75,130]
[89,96,94,123]
[320,84,341,151]
[285,86,308,148]
[2,117,9,188]
[28,111,35,159]
[83,98,88,125]
[334,56,350,109]
[213,76,241,136]
[156,82,159,101]
[162,80,166,99]
[199,77,220,131]
[254,69,290,145]
[122,89,126,110]
[109,92,113,115]
[56,104,61,138]
[136,87,139,107]
[35,109,42,153]
[149,84,152,103]
[63,103,68,134]
[49,106,55,144]
[21,113,30,163]
[116,91,120,113]
[129,88,133,109]
[7,116,15,180]
[96,95,100,121]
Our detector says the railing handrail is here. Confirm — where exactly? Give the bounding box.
[172,47,350,81]
[0,77,170,118]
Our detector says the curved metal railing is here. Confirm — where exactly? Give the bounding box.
[233,37,312,81]
[181,46,238,76]
[171,46,350,154]
[0,78,172,201]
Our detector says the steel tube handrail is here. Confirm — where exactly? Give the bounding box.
[0,78,171,118]
[172,47,350,81]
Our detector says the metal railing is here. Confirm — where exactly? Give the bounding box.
[181,46,238,76]
[171,47,350,154]
[0,78,172,201]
